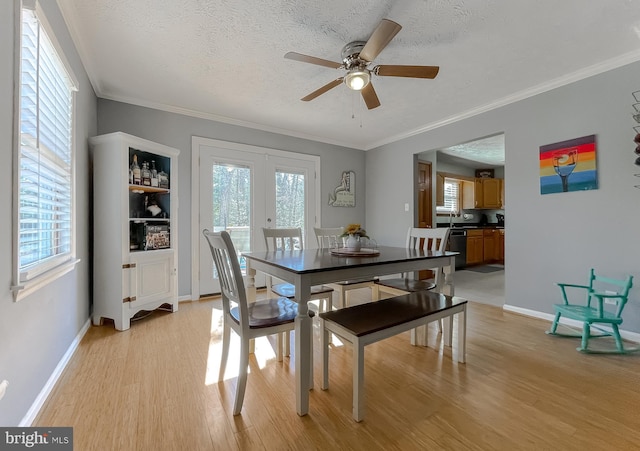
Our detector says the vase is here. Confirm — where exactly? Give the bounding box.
[345,234,361,251]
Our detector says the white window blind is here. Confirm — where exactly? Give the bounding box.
[436,178,460,214]
[17,6,75,282]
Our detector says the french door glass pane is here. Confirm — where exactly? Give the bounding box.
[275,170,305,235]
[212,163,250,274]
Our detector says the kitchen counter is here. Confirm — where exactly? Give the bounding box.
[438,224,504,229]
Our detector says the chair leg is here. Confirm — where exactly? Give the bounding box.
[218,320,231,382]
[579,322,591,352]
[612,324,625,353]
[371,284,381,301]
[549,312,561,334]
[233,336,250,415]
[284,331,291,357]
[276,333,284,362]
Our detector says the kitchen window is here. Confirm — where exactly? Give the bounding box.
[436,178,461,214]
[12,1,79,300]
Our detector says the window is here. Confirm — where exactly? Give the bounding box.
[436,178,461,214]
[12,2,78,300]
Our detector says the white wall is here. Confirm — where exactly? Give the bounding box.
[367,60,640,333]
[97,100,367,297]
[0,1,97,425]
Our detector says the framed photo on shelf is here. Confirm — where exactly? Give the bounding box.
[145,224,170,250]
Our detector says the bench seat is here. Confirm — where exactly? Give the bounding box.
[319,291,467,422]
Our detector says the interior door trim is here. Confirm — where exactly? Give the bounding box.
[190,136,321,299]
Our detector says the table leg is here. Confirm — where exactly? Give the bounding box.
[458,306,467,363]
[294,278,312,416]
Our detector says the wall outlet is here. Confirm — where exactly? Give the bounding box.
[404,203,409,212]
[604,291,617,304]
[0,380,8,401]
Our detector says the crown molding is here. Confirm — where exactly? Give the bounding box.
[365,49,640,150]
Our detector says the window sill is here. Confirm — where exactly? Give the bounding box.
[12,258,81,302]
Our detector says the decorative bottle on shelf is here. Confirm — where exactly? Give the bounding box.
[131,155,141,185]
[150,160,158,187]
[158,167,169,189]
[141,161,151,186]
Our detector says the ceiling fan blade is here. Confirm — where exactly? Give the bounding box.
[301,78,344,101]
[374,65,440,79]
[361,83,381,110]
[359,19,402,62]
[285,52,341,69]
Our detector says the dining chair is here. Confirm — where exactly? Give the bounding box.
[373,227,451,299]
[314,226,377,309]
[202,229,313,415]
[262,227,334,313]
[546,268,636,354]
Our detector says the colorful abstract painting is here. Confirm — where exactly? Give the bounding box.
[540,135,598,195]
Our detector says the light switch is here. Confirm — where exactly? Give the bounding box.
[404,203,409,212]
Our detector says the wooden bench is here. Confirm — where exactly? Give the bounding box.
[319,291,467,422]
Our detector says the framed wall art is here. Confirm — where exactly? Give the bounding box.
[540,135,598,194]
[328,170,355,207]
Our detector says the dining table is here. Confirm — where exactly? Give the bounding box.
[242,245,458,416]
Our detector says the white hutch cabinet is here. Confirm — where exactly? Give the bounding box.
[90,132,179,330]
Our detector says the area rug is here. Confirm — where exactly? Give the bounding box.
[465,265,504,273]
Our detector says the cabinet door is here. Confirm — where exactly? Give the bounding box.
[474,179,484,208]
[466,231,484,265]
[482,179,502,208]
[483,230,496,262]
[436,172,444,206]
[129,250,175,309]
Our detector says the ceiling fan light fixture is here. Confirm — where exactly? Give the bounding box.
[344,70,370,91]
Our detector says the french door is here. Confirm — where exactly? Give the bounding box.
[194,138,320,296]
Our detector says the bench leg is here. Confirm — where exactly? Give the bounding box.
[458,307,467,363]
[353,340,365,422]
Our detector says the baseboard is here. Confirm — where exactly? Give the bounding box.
[178,294,193,302]
[503,304,640,343]
[19,318,91,426]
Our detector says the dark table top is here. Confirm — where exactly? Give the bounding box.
[242,246,458,274]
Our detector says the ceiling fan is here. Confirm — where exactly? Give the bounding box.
[284,19,439,110]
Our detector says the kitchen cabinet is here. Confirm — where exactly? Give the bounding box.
[474,178,502,209]
[483,229,500,262]
[498,229,505,263]
[466,230,484,265]
[436,172,445,206]
[90,132,179,331]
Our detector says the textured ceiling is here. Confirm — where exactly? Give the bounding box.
[59,0,640,156]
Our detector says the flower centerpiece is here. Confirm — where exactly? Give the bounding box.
[341,223,368,251]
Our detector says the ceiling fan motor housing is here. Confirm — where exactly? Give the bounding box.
[341,41,368,68]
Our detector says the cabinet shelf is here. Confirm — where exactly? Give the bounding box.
[128,185,170,194]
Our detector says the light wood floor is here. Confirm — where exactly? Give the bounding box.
[35,290,640,450]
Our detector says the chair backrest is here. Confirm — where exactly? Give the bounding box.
[405,227,451,285]
[587,268,634,318]
[262,227,304,251]
[202,229,249,331]
[314,227,344,249]
[405,227,450,252]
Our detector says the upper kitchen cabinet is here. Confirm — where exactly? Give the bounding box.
[474,178,502,209]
